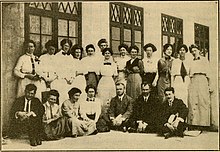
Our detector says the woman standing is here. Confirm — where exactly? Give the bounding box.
[125,45,144,99]
[188,44,212,128]
[70,44,87,95]
[171,44,190,106]
[38,40,58,91]
[61,88,96,137]
[97,48,118,113]
[52,39,75,104]
[157,43,174,101]
[14,40,45,99]
[43,90,67,140]
[142,43,158,87]
[82,44,100,89]
[114,44,130,83]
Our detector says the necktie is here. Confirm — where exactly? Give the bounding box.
[62,52,70,56]
[50,105,53,119]
[26,100,30,112]
[86,98,94,102]
[30,57,35,74]
[180,61,187,82]
[168,100,173,107]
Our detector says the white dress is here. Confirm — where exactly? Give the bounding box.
[171,58,190,106]
[114,55,130,83]
[14,53,46,99]
[38,54,58,90]
[51,50,76,104]
[97,59,118,113]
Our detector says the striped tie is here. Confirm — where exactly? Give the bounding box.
[30,57,35,74]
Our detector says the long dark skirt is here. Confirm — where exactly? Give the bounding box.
[43,117,67,140]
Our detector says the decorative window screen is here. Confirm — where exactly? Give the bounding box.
[161,14,183,58]
[25,2,82,56]
[110,2,144,58]
[194,23,209,59]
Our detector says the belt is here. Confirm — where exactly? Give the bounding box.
[193,73,206,76]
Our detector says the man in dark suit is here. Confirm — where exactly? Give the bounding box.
[108,82,133,132]
[9,84,45,146]
[128,83,161,133]
[158,87,188,139]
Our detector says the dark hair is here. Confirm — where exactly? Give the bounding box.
[60,39,73,48]
[128,45,139,54]
[25,84,37,93]
[118,43,128,51]
[164,87,175,94]
[97,39,107,47]
[70,44,83,59]
[177,44,188,53]
[25,40,36,50]
[141,82,152,90]
[85,44,95,53]
[48,89,60,105]
[68,87,82,98]
[102,48,113,56]
[189,44,199,53]
[85,84,97,94]
[163,43,173,53]
[143,43,157,52]
[116,82,125,88]
[45,40,56,50]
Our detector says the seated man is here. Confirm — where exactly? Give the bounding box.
[128,83,161,133]
[158,87,188,139]
[9,84,45,146]
[108,82,133,131]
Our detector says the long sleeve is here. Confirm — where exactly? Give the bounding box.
[61,100,73,118]
[108,98,116,118]
[176,99,188,120]
[14,56,26,78]
[138,59,144,75]
[122,97,133,120]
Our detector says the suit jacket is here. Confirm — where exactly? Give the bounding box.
[132,94,161,126]
[159,98,188,125]
[11,96,45,120]
[108,94,133,120]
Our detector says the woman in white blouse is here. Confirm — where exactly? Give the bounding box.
[80,85,101,124]
[43,90,67,140]
[171,44,190,106]
[188,44,212,128]
[142,43,158,87]
[38,40,58,91]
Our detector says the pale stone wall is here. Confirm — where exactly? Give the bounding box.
[2,3,25,134]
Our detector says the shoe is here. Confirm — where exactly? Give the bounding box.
[30,138,37,146]
[127,127,136,133]
[164,132,172,139]
[36,138,42,145]
[90,130,98,135]
[71,134,77,138]
[122,127,127,132]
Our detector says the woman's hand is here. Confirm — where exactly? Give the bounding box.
[132,66,140,73]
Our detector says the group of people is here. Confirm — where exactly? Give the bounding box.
[9,38,212,146]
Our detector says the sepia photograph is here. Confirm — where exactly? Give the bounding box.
[1,1,219,151]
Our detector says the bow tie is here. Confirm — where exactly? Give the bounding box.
[165,56,171,60]
[62,52,70,56]
[86,98,95,102]
[104,62,111,65]
[193,57,200,60]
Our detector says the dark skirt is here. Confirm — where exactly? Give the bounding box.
[43,117,67,140]
[85,72,98,89]
[142,72,156,84]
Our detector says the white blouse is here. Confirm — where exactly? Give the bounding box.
[142,56,158,73]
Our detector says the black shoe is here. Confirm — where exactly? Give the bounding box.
[36,138,42,145]
[30,138,37,146]
[90,130,98,135]
[127,127,136,133]
[122,127,127,132]
[164,132,172,139]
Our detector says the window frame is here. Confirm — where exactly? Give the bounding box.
[110,2,144,58]
[194,23,209,60]
[161,13,183,58]
[24,2,82,55]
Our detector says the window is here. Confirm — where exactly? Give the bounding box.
[25,2,82,56]
[194,23,209,59]
[161,14,183,58]
[110,2,144,57]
